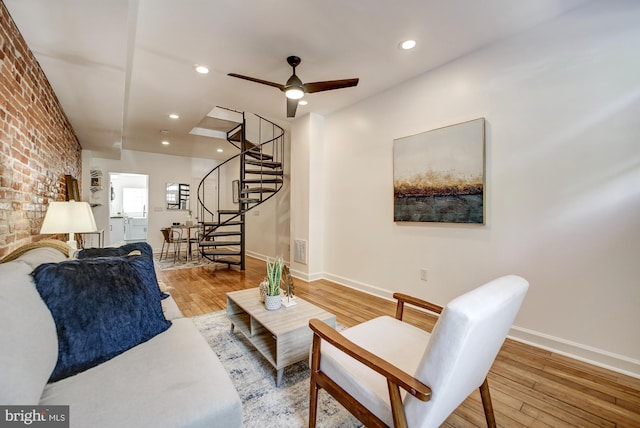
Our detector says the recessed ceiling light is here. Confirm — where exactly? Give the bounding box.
[217,148,223,153]
[169,114,179,119]
[194,65,209,74]
[298,100,308,106]
[162,141,170,145]
[160,129,169,135]
[400,40,417,50]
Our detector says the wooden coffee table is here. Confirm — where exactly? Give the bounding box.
[226,288,336,386]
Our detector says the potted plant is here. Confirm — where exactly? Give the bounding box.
[264,257,284,310]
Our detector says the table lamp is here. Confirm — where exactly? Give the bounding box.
[40,200,97,250]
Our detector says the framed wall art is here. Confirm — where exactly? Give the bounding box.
[393,118,485,224]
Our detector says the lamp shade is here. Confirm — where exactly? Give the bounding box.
[40,201,97,249]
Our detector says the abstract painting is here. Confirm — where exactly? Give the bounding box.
[393,118,485,224]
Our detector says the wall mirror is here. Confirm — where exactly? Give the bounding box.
[166,183,190,210]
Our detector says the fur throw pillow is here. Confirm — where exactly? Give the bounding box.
[32,255,171,382]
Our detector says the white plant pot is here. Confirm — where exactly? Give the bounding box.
[264,294,281,311]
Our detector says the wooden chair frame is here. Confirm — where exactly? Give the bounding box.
[309,293,496,428]
[160,227,186,263]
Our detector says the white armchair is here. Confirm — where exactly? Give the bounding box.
[308,275,529,427]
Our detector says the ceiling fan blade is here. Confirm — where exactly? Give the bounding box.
[228,73,285,91]
[303,78,359,93]
[286,97,298,118]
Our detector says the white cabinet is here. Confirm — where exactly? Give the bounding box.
[125,218,147,241]
[109,217,124,244]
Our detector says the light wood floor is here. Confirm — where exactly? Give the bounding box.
[158,257,640,428]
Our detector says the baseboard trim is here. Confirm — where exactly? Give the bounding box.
[247,255,640,378]
[289,268,322,282]
[321,273,396,301]
[508,326,640,379]
[245,250,267,262]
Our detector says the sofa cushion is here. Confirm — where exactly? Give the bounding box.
[40,319,243,428]
[0,261,59,404]
[15,246,68,269]
[161,295,183,320]
[32,255,172,382]
[77,242,169,300]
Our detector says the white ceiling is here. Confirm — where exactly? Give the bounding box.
[5,0,587,160]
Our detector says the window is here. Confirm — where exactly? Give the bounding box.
[123,188,147,217]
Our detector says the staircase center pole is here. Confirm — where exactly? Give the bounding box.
[240,112,246,270]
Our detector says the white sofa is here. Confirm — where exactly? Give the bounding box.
[0,245,242,428]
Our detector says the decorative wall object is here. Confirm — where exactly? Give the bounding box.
[89,169,103,207]
[90,169,102,191]
[393,118,485,224]
[166,183,190,210]
[232,180,240,204]
[65,175,80,201]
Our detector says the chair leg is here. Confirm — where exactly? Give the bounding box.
[479,377,496,428]
[309,335,321,428]
[309,378,319,428]
[170,245,175,262]
[190,240,199,261]
[160,241,166,261]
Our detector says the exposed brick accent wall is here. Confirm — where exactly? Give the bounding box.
[0,3,81,258]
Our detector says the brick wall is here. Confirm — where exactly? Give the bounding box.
[0,3,82,258]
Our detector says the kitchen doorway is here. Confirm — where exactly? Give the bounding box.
[108,173,149,245]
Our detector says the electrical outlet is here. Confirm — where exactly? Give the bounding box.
[420,269,428,281]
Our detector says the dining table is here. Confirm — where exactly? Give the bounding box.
[171,224,201,260]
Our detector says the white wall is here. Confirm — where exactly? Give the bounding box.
[82,149,218,251]
[299,1,640,376]
[83,143,290,262]
[246,124,292,262]
[290,113,325,279]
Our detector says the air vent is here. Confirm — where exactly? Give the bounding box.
[294,239,307,265]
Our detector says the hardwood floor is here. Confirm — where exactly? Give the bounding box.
[158,257,640,428]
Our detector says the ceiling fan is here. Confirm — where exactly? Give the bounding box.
[228,56,359,118]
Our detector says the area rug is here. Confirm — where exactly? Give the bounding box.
[155,255,220,271]
[191,311,362,428]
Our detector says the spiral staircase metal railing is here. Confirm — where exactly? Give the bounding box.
[196,108,284,270]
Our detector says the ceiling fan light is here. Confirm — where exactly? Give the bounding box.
[285,87,304,100]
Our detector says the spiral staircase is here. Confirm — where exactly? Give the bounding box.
[195,107,285,270]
